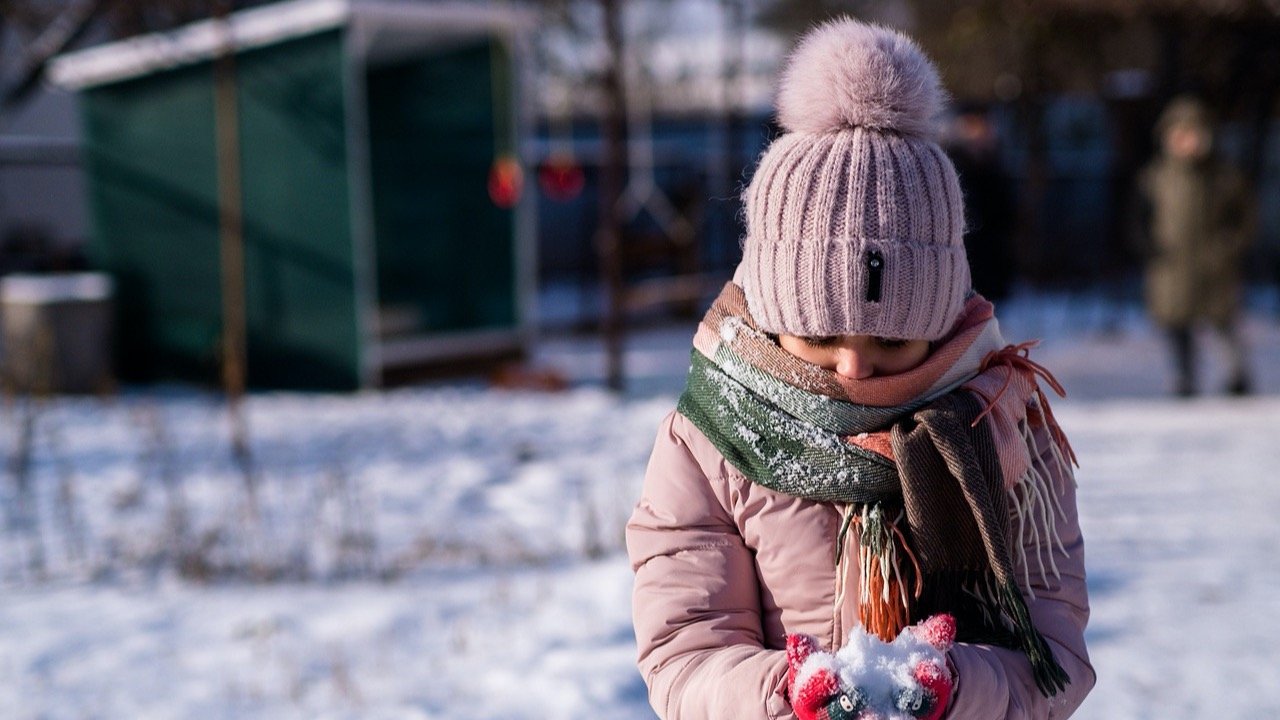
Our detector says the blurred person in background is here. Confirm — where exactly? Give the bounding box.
[1134,95,1256,397]
[948,104,1017,304]
[627,19,1093,720]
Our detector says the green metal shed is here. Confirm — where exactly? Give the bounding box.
[49,0,535,390]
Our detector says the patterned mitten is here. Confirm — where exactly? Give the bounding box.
[786,614,955,720]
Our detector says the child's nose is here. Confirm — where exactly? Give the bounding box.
[834,347,874,379]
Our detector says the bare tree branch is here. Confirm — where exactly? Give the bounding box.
[2,0,105,112]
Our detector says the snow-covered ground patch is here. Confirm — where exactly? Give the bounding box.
[0,560,654,720]
[0,388,672,584]
[1067,396,1280,719]
[2,294,1279,718]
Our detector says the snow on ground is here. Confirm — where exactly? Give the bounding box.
[1068,396,1280,719]
[0,561,653,720]
[2,291,1279,719]
[0,386,670,720]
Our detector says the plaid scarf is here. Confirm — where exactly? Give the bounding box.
[677,282,1074,696]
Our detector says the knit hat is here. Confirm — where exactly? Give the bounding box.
[1156,94,1212,138]
[736,18,970,341]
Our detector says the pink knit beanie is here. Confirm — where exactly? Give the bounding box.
[736,18,970,341]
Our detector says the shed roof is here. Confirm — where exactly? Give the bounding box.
[48,0,530,90]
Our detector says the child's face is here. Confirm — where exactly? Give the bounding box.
[1164,122,1210,161]
[777,334,931,379]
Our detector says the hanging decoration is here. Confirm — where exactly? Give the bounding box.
[487,34,521,209]
[488,154,524,208]
[538,151,585,201]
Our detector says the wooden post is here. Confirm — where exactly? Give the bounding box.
[598,0,628,392]
[722,0,747,268]
[212,0,257,515]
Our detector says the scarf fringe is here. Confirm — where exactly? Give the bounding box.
[971,341,1079,486]
[1009,403,1075,598]
[853,504,922,643]
[998,579,1072,696]
[960,573,1003,622]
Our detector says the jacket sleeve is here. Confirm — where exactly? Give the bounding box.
[945,423,1096,719]
[626,411,794,720]
[1126,165,1157,261]
[1219,165,1256,258]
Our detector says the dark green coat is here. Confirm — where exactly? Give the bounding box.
[1136,155,1254,328]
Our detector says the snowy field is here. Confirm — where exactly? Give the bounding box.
[2,291,1279,719]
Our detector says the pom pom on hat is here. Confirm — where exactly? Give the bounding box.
[776,17,945,139]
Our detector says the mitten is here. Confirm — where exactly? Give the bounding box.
[786,614,955,720]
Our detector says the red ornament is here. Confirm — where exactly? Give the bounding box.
[537,152,585,202]
[488,155,523,208]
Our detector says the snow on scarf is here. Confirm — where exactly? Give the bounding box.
[676,282,1076,696]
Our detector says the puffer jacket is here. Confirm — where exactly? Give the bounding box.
[626,410,1095,720]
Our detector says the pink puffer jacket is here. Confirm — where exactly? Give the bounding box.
[626,410,1094,719]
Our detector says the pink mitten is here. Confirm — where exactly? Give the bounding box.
[785,614,955,720]
[905,614,956,720]
[787,633,866,720]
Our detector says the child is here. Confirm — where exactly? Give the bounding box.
[1135,96,1255,397]
[626,18,1094,720]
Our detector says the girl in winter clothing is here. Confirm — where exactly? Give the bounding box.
[626,19,1095,720]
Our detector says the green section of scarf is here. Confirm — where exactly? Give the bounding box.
[677,347,901,503]
[677,344,1071,697]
